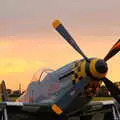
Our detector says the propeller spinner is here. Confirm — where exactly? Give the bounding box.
[86,58,108,79]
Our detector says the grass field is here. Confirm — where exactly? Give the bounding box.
[0,97,113,102]
[92,97,113,101]
[9,97,18,101]
[0,97,17,102]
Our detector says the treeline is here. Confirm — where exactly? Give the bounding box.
[7,89,24,97]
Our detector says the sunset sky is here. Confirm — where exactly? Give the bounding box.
[0,0,120,90]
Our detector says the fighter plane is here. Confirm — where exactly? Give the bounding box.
[0,20,120,120]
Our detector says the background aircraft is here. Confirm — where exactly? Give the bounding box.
[0,20,120,120]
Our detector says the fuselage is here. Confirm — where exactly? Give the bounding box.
[17,58,108,113]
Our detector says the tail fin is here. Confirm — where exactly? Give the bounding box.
[0,80,9,101]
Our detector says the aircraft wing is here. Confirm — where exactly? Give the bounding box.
[69,100,120,120]
[0,101,59,120]
[0,100,120,120]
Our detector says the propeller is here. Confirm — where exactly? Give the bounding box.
[52,19,120,108]
[103,39,120,103]
[102,77,120,103]
[104,39,120,61]
[52,20,89,62]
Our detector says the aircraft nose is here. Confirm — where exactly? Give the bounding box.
[95,59,108,74]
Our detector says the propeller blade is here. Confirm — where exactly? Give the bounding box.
[102,77,120,103]
[104,39,120,61]
[52,20,89,62]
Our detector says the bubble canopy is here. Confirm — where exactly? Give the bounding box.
[31,68,54,82]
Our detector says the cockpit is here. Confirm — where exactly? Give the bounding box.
[16,65,75,104]
[17,68,58,103]
[31,68,54,82]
